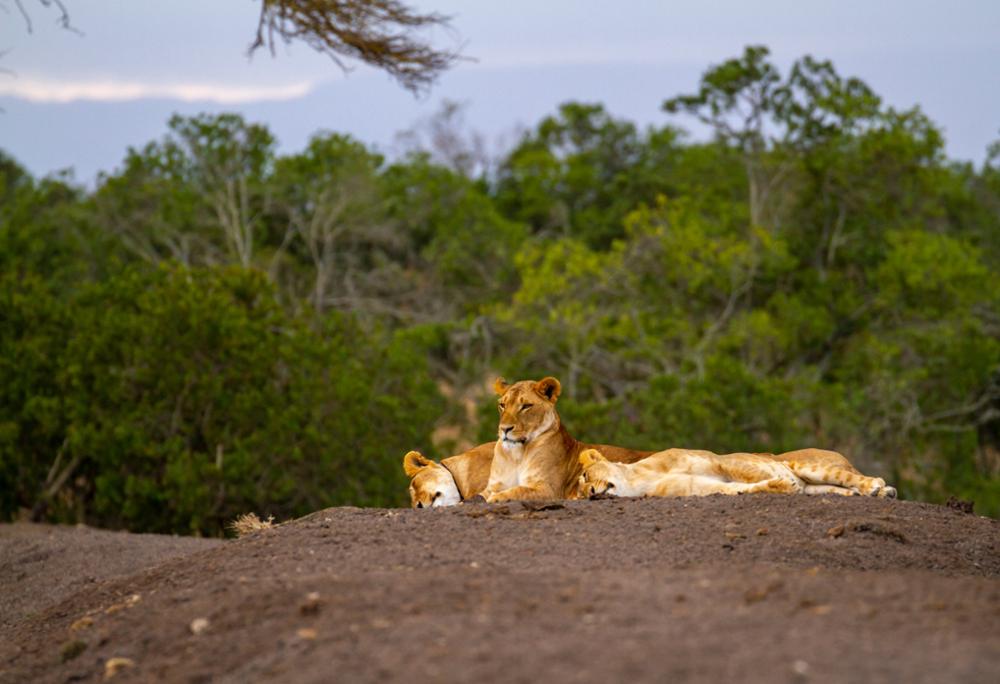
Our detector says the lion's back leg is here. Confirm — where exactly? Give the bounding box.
[786,462,895,498]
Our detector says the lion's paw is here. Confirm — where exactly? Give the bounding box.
[865,478,887,497]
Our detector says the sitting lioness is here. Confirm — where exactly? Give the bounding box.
[479,376,653,502]
[403,443,494,508]
[578,447,897,499]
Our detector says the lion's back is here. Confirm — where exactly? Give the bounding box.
[774,448,859,472]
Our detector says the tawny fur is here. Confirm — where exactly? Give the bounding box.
[773,448,893,496]
[404,443,494,508]
[404,377,895,506]
[480,377,653,503]
[579,447,896,499]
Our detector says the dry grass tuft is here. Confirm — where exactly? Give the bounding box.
[229,512,275,537]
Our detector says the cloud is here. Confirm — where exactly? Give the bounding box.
[0,78,316,104]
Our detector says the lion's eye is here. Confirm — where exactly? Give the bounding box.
[498,403,505,411]
[520,404,533,412]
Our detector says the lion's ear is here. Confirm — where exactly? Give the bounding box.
[579,449,607,468]
[534,376,562,403]
[403,451,433,477]
[493,377,510,396]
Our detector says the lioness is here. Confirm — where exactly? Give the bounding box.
[479,376,653,502]
[403,443,494,508]
[578,447,897,499]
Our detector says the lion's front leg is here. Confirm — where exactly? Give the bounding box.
[485,481,559,503]
[471,481,506,504]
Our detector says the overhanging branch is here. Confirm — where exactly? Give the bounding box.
[249,0,461,93]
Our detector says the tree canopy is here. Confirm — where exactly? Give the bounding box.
[3,47,999,532]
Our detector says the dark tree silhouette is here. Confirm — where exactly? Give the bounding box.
[251,0,459,92]
[7,0,75,33]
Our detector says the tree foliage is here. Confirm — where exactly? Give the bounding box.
[2,47,999,528]
[0,264,442,534]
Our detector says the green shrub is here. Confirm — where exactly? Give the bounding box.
[0,264,443,534]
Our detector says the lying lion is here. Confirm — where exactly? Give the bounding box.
[403,376,653,506]
[403,443,493,508]
[578,447,897,499]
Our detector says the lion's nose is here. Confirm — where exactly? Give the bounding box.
[500,425,513,437]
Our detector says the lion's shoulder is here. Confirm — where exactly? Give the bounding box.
[441,442,494,499]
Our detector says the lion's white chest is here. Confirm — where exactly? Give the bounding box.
[501,440,525,460]
[493,441,526,488]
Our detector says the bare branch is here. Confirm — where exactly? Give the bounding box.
[9,0,80,34]
[43,0,78,32]
[249,0,461,93]
[12,0,33,32]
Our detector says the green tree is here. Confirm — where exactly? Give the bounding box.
[495,102,646,248]
[5,44,1000,520]
[383,154,527,321]
[271,132,385,313]
[93,114,277,269]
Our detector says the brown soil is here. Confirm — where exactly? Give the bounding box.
[1,496,998,683]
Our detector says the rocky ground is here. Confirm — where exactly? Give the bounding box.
[1,495,998,683]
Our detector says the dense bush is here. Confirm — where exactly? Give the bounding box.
[0,265,442,534]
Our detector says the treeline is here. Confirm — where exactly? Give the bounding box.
[2,47,999,531]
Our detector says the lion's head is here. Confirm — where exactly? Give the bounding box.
[493,376,562,451]
[403,451,461,508]
[578,449,633,498]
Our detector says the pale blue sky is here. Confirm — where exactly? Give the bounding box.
[1,0,998,182]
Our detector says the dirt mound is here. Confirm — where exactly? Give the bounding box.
[2,496,998,683]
